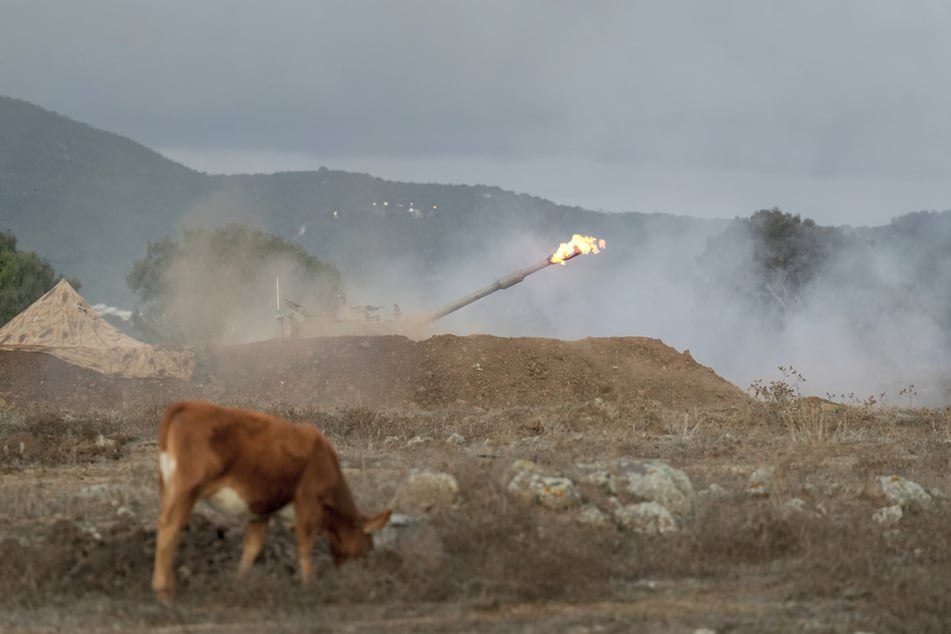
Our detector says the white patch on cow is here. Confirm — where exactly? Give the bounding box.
[277,502,297,526]
[159,452,176,488]
[204,486,253,518]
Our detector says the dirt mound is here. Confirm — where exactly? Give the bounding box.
[0,335,747,411]
[0,349,201,410]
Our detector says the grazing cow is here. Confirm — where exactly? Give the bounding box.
[151,400,391,602]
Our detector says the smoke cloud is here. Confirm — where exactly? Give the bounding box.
[144,182,950,407]
[373,210,951,407]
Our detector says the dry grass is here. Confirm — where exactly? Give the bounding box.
[1,397,951,632]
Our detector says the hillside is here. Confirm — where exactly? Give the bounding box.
[0,96,209,303]
[0,95,725,308]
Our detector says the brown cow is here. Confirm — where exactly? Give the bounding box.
[151,400,391,601]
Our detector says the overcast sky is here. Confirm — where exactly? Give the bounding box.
[3,0,950,226]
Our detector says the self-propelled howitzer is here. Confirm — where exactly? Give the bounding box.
[277,234,605,338]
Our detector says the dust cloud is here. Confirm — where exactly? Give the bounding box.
[158,189,949,406]
[139,197,343,345]
[346,210,951,407]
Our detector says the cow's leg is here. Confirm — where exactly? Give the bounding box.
[294,519,319,583]
[151,487,199,602]
[157,464,166,509]
[238,518,269,577]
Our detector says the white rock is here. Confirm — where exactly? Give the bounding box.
[577,504,610,528]
[95,433,117,449]
[873,504,903,526]
[701,483,728,498]
[532,476,581,510]
[373,512,416,549]
[393,469,458,513]
[75,520,102,542]
[617,459,696,517]
[507,461,580,510]
[510,459,541,474]
[748,466,775,498]
[580,470,617,496]
[116,505,136,519]
[875,475,933,510]
[613,501,678,535]
[780,497,808,517]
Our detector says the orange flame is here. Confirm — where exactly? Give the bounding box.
[549,234,606,265]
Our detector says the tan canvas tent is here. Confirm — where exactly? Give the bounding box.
[0,279,194,380]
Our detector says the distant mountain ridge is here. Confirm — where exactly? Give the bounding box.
[0,94,723,307]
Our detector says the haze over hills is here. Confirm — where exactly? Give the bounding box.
[1,95,950,405]
[0,95,721,309]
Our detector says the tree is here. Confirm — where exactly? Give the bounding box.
[747,208,840,315]
[127,224,345,344]
[0,230,80,324]
[697,208,841,320]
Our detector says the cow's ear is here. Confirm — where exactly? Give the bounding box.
[362,509,392,534]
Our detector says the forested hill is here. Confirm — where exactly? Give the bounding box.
[0,96,207,303]
[0,95,721,306]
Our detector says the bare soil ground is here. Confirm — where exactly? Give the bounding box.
[1,335,950,633]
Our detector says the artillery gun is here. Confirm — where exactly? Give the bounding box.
[275,234,605,338]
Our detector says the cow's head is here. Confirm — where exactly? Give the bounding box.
[327,509,392,565]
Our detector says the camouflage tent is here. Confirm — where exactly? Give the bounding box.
[0,279,194,380]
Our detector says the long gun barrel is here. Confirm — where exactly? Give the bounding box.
[418,256,554,324]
